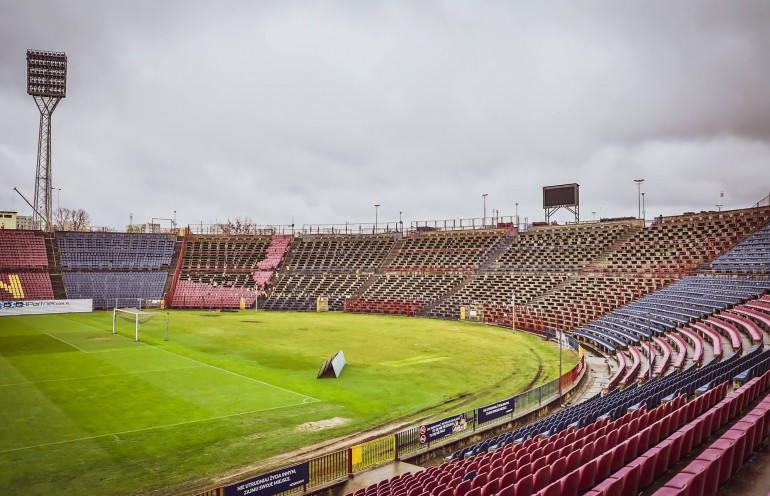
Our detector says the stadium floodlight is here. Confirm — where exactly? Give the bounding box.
[27,49,67,232]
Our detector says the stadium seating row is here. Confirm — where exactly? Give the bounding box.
[57,231,175,270]
[0,230,48,269]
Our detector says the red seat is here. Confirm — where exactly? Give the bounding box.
[636,454,657,490]
[653,441,672,479]
[667,431,684,466]
[515,464,531,481]
[707,439,736,486]
[615,464,640,496]
[470,473,488,490]
[687,456,720,496]
[531,456,547,475]
[678,424,696,457]
[596,451,613,482]
[559,470,579,496]
[623,435,639,464]
[637,428,651,454]
[498,471,516,490]
[550,457,566,482]
[496,483,513,496]
[720,429,748,472]
[454,480,472,496]
[538,480,560,496]
[579,444,595,466]
[512,474,533,496]
[566,451,581,473]
[479,479,498,496]
[532,465,550,493]
[577,461,597,492]
[592,475,623,496]
[648,421,662,446]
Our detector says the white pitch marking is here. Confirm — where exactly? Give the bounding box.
[0,400,319,455]
[144,341,320,402]
[44,332,89,353]
[0,365,205,388]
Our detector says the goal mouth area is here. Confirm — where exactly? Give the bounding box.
[114,308,159,324]
[112,308,167,342]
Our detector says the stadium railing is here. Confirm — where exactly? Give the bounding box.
[193,342,586,496]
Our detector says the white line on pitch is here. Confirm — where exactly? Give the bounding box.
[101,330,320,402]
[44,333,89,353]
[0,400,319,455]
[0,365,205,388]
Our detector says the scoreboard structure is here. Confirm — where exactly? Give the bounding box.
[543,183,579,223]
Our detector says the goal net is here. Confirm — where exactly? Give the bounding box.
[112,308,163,342]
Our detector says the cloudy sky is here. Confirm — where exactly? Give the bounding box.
[1,1,769,230]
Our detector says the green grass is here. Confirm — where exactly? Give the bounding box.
[0,311,576,495]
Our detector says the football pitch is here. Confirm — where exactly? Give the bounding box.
[0,310,575,495]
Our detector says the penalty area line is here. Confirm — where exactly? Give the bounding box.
[44,332,89,353]
[0,365,205,388]
[110,332,320,403]
[0,400,320,455]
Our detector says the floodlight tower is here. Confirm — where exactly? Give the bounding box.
[27,49,67,232]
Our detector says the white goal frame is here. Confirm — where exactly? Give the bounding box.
[112,308,165,342]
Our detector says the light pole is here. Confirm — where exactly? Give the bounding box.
[374,204,380,232]
[482,194,488,226]
[634,179,644,219]
[558,328,563,396]
[515,202,519,228]
[511,293,516,332]
[399,211,403,233]
[641,192,646,223]
[592,211,596,221]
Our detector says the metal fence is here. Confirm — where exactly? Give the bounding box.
[198,346,585,496]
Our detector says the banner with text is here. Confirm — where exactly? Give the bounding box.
[224,462,309,496]
[477,397,515,425]
[419,413,469,445]
[0,299,93,317]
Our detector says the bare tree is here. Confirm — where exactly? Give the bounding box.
[52,207,91,231]
[219,216,256,235]
[70,209,91,231]
[52,208,68,231]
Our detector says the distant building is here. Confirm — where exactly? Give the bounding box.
[127,223,162,233]
[16,215,36,230]
[0,211,17,229]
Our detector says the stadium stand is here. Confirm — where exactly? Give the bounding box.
[488,221,634,272]
[0,272,54,300]
[171,234,281,308]
[56,231,175,270]
[0,230,54,300]
[0,230,49,269]
[57,232,176,308]
[345,273,466,316]
[385,230,504,272]
[261,273,368,311]
[335,209,770,496]
[707,222,770,273]
[62,271,167,309]
[284,234,395,272]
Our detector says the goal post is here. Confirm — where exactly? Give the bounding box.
[112,308,167,342]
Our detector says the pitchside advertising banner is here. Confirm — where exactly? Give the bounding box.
[224,462,309,496]
[419,413,469,445]
[477,397,515,424]
[0,299,93,316]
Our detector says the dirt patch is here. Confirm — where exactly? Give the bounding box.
[296,417,350,432]
[241,320,262,324]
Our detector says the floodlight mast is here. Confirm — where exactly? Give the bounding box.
[27,49,67,232]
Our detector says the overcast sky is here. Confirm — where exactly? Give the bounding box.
[2,1,769,230]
